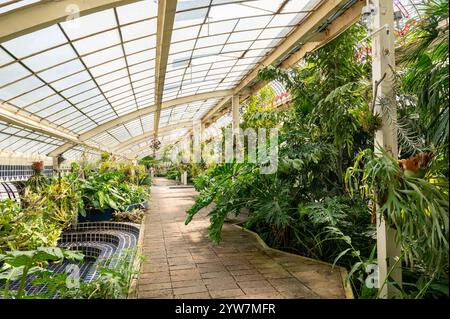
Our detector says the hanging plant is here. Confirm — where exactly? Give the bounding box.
[26,161,48,193]
[346,148,449,276]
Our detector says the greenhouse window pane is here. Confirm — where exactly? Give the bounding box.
[193,45,223,58]
[282,0,318,13]
[120,19,157,41]
[267,13,298,27]
[166,68,189,79]
[170,39,196,55]
[171,25,201,42]
[63,116,92,129]
[90,58,127,78]
[174,8,208,29]
[195,34,229,49]
[116,0,158,25]
[244,48,270,58]
[208,3,267,21]
[234,15,272,31]
[0,48,13,66]
[53,111,85,125]
[97,69,129,85]
[97,114,117,125]
[61,80,96,98]
[0,63,30,87]
[131,68,154,80]
[198,19,237,37]
[2,25,66,58]
[37,59,85,83]
[124,36,156,56]
[131,76,152,87]
[9,86,54,108]
[228,29,261,42]
[73,29,121,55]
[242,0,284,12]
[127,49,155,65]
[36,101,70,118]
[69,88,101,104]
[100,78,131,93]
[24,94,63,113]
[61,9,117,40]
[176,0,209,11]
[222,41,252,53]
[77,95,105,109]
[109,92,133,104]
[0,0,40,15]
[104,84,132,99]
[211,60,236,68]
[0,76,43,101]
[23,44,77,72]
[129,64,153,77]
[52,71,91,92]
[82,45,124,67]
[258,26,291,39]
[250,39,277,50]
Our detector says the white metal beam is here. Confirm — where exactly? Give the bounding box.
[372,0,402,298]
[0,0,141,43]
[154,0,178,139]
[47,90,232,156]
[202,0,364,125]
[0,102,114,156]
[113,121,193,153]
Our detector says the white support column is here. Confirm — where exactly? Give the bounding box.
[372,0,402,298]
[192,121,204,163]
[52,156,60,175]
[232,95,243,159]
[231,95,240,134]
[182,171,188,185]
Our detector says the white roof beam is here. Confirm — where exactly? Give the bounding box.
[154,0,178,139]
[47,90,232,156]
[113,121,193,153]
[0,0,141,43]
[202,0,364,123]
[0,102,115,156]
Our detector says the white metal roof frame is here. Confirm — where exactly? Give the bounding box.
[0,0,365,159]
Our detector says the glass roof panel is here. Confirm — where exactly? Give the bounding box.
[0,62,30,87]
[9,86,54,108]
[73,29,121,55]
[82,45,124,67]
[116,0,158,24]
[0,0,40,15]
[61,9,117,40]
[23,44,77,72]
[2,25,66,58]
[24,94,63,113]
[37,59,85,83]
[0,47,13,66]
[0,76,43,101]
[0,120,63,155]
[0,0,328,157]
[120,19,157,41]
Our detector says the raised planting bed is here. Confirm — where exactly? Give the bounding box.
[1,222,144,298]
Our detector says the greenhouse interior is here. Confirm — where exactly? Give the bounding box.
[0,0,448,301]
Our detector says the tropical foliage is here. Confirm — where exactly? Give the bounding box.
[185,3,449,299]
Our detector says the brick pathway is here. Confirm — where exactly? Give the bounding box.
[136,177,350,299]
